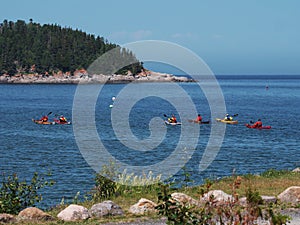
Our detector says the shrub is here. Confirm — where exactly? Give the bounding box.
[92,174,117,201]
[92,160,162,201]
[0,172,54,214]
[156,183,205,225]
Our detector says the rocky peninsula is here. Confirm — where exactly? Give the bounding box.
[0,69,194,84]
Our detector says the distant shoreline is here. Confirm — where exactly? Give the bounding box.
[0,70,194,84]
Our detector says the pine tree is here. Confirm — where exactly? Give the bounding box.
[0,19,143,76]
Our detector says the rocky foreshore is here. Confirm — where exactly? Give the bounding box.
[1,186,300,224]
[0,70,194,84]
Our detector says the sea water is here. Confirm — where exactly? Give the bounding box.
[0,75,299,208]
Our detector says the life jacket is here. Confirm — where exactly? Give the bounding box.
[254,121,262,128]
[197,115,202,122]
[60,117,67,122]
[41,116,48,122]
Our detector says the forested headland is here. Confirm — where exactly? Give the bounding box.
[0,19,143,76]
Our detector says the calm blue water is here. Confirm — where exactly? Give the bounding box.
[0,75,299,208]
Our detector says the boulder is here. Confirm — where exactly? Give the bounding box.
[292,168,300,173]
[201,190,233,204]
[57,204,89,221]
[0,213,16,223]
[261,195,277,204]
[239,195,277,207]
[174,76,189,82]
[171,192,199,206]
[280,208,300,225]
[129,198,157,215]
[17,207,53,221]
[278,186,300,206]
[89,201,123,218]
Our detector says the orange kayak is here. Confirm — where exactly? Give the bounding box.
[32,119,54,125]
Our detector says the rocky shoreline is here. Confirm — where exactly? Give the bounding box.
[0,70,194,84]
[1,185,300,224]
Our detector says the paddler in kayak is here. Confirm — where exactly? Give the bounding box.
[59,115,68,123]
[250,119,262,128]
[168,114,177,123]
[195,114,202,122]
[224,113,233,121]
[40,114,49,122]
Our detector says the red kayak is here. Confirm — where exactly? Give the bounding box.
[245,124,271,129]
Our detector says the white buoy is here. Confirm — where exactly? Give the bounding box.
[109,104,113,108]
[112,96,116,101]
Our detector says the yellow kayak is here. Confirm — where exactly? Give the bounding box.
[216,118,238,124]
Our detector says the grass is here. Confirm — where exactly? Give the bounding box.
[209,169,300,197]
[8,169,300,224]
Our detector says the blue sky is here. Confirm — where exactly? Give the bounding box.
[1,0,300,75]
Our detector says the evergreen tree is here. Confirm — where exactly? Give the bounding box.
[0,19,143,76]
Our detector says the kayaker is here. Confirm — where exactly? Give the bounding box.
[40,115,48,122]
[168,114,177,123]
[252,119,262,128]
[196,114,202,122]
[59,115,67,123]
[224,113,233,121]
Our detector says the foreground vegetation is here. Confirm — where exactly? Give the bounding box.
[1,165,300,224]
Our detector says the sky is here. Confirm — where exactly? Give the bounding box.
[1,0,300,75]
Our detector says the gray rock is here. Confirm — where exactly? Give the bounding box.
[57,204,89,221]
[239,195,276,207]
[278,186,300,206]
[261,195,277,204]
[89,200,123,218]
[281,208,300,225]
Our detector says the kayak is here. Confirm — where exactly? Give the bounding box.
[32,119,54,125]
[188,119,210,124]
[53,119,72,125]
[32,119,71,125]
[216,118,238,124]
[164,120,182,126]
[245,124,271,129]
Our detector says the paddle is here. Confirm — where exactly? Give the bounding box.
[163,114,170,122]
[233,113,238,117]
[163,114,168,118]
[36,112,52,122]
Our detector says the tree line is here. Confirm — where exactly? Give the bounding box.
[0,19,143,76]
